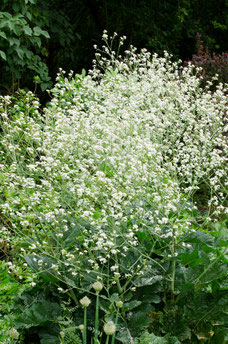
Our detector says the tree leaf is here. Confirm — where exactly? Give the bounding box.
[0,50,6,60]
[0,31,7,39]
[9,37,20,46]
[26,11,32,21]
[15,47,25,59]
[23,25,32,36]
[33,26,50,38]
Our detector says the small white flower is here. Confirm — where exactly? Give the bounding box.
[56,233,63,237]
[111,265,118,271]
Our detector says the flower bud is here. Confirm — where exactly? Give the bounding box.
[78,324,84,331]
[80,296,91,308]
[9,328,19,340]
[103,321,116,335]
[116,301,123,308]
[92,281,103,292]
[60,331,65,338]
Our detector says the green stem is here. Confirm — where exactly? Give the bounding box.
[94,293,99,343]
[83,307,87,344]
[111,310,119,344]
[170,229,176,300]
[170,258,176,300]
[105,335,110,344]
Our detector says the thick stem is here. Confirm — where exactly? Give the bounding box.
[83,307,87,344]
[94,293,99,343]
[170,258,176,300]
[170,229,176,300]
[111,310,119,344]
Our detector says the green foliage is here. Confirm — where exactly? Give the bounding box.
[9,220,228,343]
[0,0,52,93]
[1,0,228,96]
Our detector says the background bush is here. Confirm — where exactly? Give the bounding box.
[0,0,227,96]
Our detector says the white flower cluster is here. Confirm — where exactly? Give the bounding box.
[0,43,227,254]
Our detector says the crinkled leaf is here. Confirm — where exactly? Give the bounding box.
[179,249,203,267]
[183,231,214,247]
[15,301,61,328]
[135,285,161,304]
[116,326,134,344]
[177,326,191,341]
[133,274,163,287]
[128,309,151,330]
[39,324,60,344]
[135,332,180,344]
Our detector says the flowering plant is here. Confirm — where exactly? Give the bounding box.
[0,33,227,343]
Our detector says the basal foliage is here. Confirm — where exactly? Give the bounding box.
[0,35,227,343]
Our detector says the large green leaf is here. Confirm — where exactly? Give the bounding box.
[39,324,60,344]
[116,326,134,344]
[128,307,152,331]
[15,300,61,328]
[135,332,180,344]
[178,249,203,267]
[135,284,161,304]
[183,230,215,247]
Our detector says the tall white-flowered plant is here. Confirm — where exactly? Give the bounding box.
[0,33,227,265]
